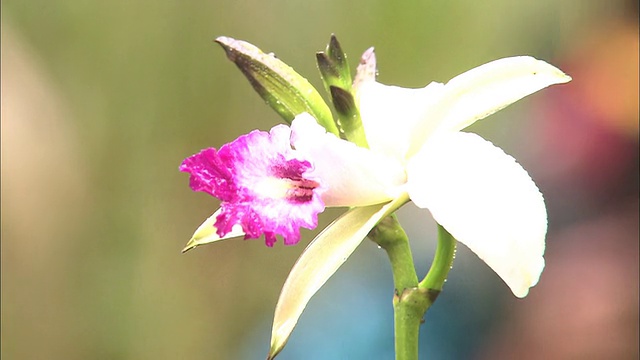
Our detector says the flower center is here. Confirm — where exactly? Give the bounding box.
[285,178,320,203]
[254,176,319,203]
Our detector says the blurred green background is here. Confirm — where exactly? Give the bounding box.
[2,0,638,359]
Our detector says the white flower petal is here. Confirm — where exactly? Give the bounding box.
[269,194,409,359]
[426,56,571,137]
[291,113,406,207]
[182,208,245,252]
[357,81,445,162]
[407,132,546,297]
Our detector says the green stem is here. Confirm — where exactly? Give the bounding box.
[370,220,458,360]
[370,215,420,360]
[371,215,418,289]
[418,224,457,301]
[392,286,431,360]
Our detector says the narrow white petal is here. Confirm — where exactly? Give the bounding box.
[291,113,406,207]
[269,195,409,359]
[356,80,445,162]
[415,57,571,151]
[182,209,244,252]
[407,132,546,297]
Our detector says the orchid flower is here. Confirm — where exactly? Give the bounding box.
[180,36,571,358]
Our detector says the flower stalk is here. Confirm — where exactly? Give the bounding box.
[369,215,418,290]
[370,218,457,360]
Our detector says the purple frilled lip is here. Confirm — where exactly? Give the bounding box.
[179,124,326,246]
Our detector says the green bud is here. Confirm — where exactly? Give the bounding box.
[316,34,352,92]
[329,86,368,148]
[316,35,369,148]
[216,36,338,136]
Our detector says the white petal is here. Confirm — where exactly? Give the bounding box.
[407,132,546,297]
[291,113,406,207]
[182,209,244,252]
[422,57,571,143]
[357,80,445,162]
[269,194,409,359]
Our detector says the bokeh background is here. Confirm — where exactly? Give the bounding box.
[2,0,638,359]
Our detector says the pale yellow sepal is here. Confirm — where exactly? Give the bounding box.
[268,194,409,359]
[407,56,572,158]
[355,56,571,162]
[437,56,572,133]
[182,209,245,253]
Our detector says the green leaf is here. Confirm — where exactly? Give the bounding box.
[268,194,409,359]
[215,36,338,136]
[181,209,244,253]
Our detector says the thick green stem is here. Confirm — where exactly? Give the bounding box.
[392,286,431,360]
[370,220,458,360]
[370,215,418,289]
[370,215,420,360]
